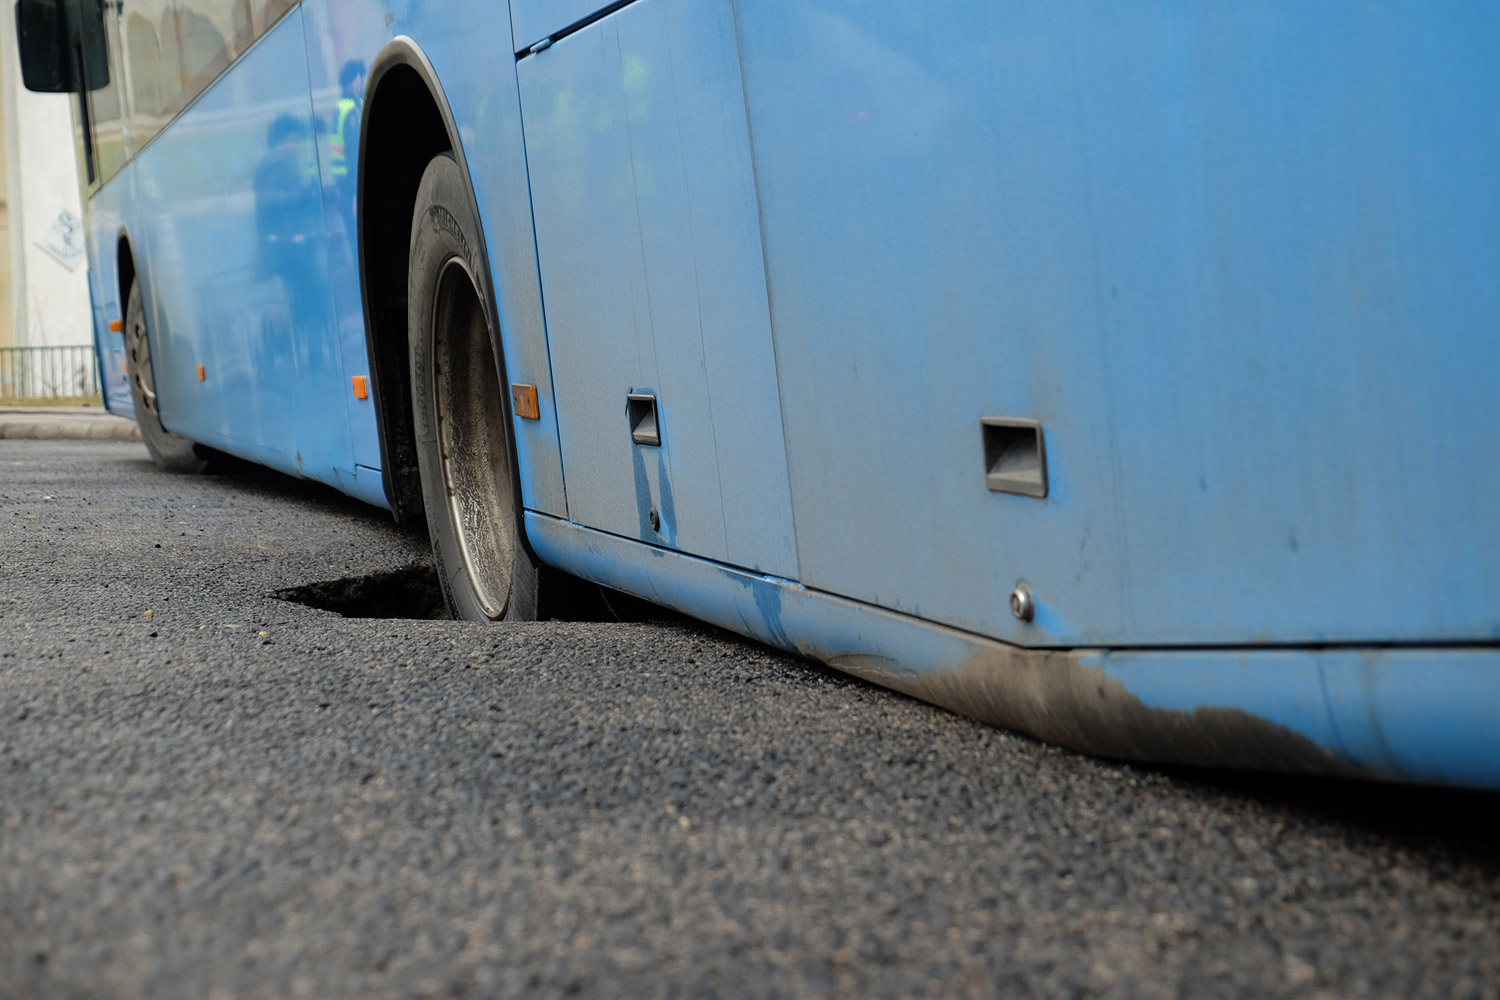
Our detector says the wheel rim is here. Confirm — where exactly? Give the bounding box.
[432,258,516,619]
[125,304,158,415]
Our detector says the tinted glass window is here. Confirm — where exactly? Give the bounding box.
[119,0,294,151]
[79,0,128,185]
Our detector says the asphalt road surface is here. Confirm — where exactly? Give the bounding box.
[2,440,1497,1000]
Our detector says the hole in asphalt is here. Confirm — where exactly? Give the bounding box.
[272,562,687,625]
[273,564,450,620]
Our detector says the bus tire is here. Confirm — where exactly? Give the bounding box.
[407,152,539,622]
[123,276,210,474]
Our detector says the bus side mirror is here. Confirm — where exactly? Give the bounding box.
[15,0,71,91]
[15,0,109,94]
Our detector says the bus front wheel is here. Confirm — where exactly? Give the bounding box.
[407,153,540,622]
[123,276,210,474]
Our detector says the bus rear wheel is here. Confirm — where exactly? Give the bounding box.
[123,276,210,473]
[408,153,540,622]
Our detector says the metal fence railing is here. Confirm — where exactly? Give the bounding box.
[0,346,101,402]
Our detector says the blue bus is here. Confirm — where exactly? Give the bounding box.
[18,0,1500,789]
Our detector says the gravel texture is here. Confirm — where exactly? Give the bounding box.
[1,440,1497,1000]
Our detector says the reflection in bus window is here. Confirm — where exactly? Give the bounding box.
[120,0,295,151]
[81,0,128,184]
[175,8,230,100]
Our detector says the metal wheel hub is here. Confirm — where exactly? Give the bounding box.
[124,308,158,415]
[432,258,516,619]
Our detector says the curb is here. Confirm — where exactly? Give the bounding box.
[0,411,143,443]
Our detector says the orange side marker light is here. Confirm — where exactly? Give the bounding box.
[108,319,123,333]
[352,375,368,400]
[196,365,206,381]
[511,383,540,420]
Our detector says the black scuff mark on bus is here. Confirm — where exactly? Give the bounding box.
[825,648,1373,781]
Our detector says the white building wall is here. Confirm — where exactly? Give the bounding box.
[0,10,92,351]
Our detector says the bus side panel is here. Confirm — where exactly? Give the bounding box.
[314,0,570,518]
[125,7,358,490]
[84,181,132,417]
[300,0,389,479]
[509,0,610,52]
[516,0,799,577]
[88,263,131,417]
[734,1,1500,647]
[526,511,1500,790]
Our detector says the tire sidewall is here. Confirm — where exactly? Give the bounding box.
[408,154,537,622]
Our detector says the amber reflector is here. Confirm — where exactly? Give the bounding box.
[511,383,540,420]
[352,375,368,400]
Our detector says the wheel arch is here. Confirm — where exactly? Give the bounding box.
[357,38,465,526]
[115,228,136,311]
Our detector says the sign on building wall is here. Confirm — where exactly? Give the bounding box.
[33,209,85,272]
[3,9,93,350]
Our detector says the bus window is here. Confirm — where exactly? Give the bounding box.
[119,0,291,151]
[81,0,126,184]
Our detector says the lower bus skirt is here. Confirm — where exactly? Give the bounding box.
[524,511,1500,791]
